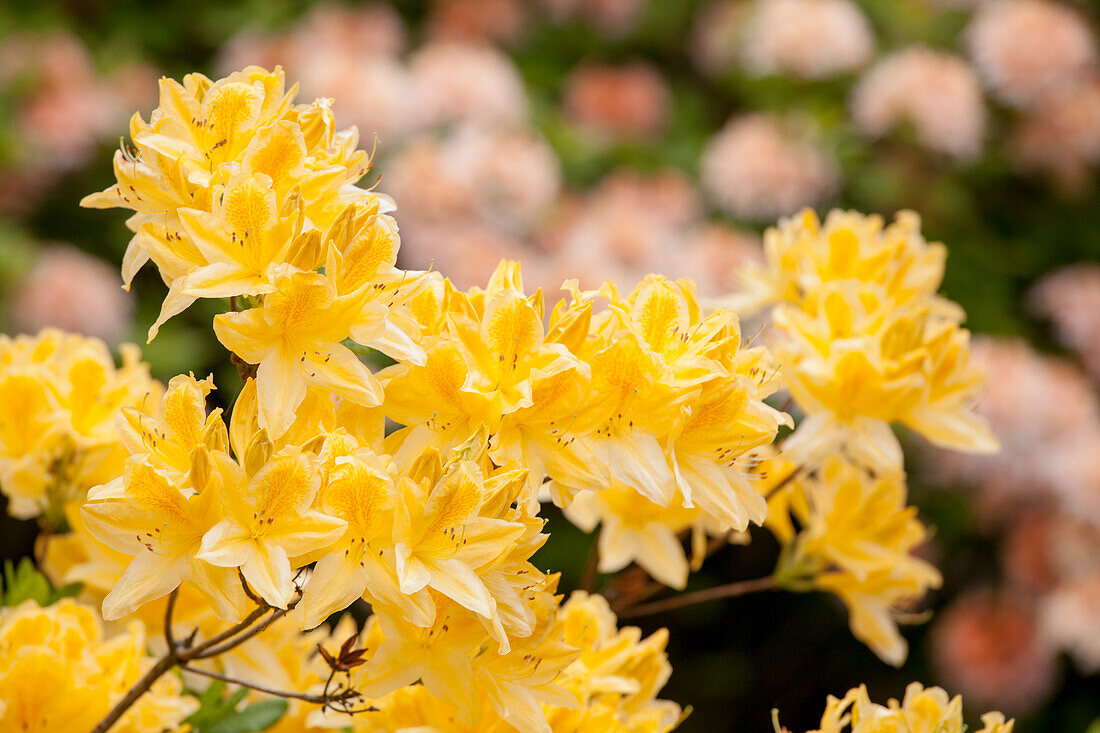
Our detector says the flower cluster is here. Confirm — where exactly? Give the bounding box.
[58,64,1004,732]
[0,329,159,523]
[739,209,995,665]
[383,263,789,588]
[796,682,1013,733]
[0,599,194,733]
[359,592,683,732]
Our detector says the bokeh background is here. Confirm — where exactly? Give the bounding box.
[3,0,1100,730]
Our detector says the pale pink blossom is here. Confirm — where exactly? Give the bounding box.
[1030,264,1100,382]
[425,0,529,46]
[563,62,671,140]
[741,0,875,79]
[691,1,750,74]
[409,42,528,128]
[700,114,839,220]
[10,244,133,344]
[851,47,986,160]
[1010,77,1100,192]
[217,4,414,140]
[931,592,1058,714]
[385,123,561,237]
[967,0,1097,107]
[1039,574,1100,672]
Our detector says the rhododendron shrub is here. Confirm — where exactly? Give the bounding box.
[0,66,1012,733]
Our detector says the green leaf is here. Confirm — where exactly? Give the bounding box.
[204,700,289,733]
[2,558,54,607]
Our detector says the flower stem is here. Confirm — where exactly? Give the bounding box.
[614,575,777,619]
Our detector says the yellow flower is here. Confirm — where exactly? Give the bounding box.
[197,448,346,609]
[776,282,997,475]
[771,458,941,666]
[563,487,701,590]
[81,66,402,355]
[0,330,161,523]
[299,449,433,630]
[0,599,196,733]
[214,265,386,439]
[801,682,1013,733]
[734,208,956,316]
[83,459,244,620]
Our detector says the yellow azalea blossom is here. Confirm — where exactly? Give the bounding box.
[801,682,1013,733]
[197,448,346,609]
[734,208,957,316]
[214,265,387,439]
[771,457,941,666]
[115,372,227,482]
[299,448,434,630]
[82,460,247,620]
[393,455,529,645]
[355,591,683,733]
[0,330,160,523]
[0,599,196,733]
[42,502,223,646]
[81,66,381,301]
[776,282,997,475]
[563,487,701,590]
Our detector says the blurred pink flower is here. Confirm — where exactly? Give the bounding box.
[409,42,528,128]
[563,62,671,140]
[741,0,875,79]
[218,4,414,140]
[0,32,156,212]
[700,114,838,220]
[1010,77,1100,192]
[1039,574,1100,672]
[385,123,560,237]
[425,0,529,46]
[690,1,750,75]
[1002,512,1061,597]
[931,592,1058,714]
[966,0,1097,107]
[1031,264,1100,382]
[851,47,986,160]
[10,244,133,344]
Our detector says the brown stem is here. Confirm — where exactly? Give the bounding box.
[579,541,600,592]
[187,605,269,658]
[91,653,179,733]
[763,466,804,502]
[179,665,333,705]
[164,588,179,651]
[615,575,777,620]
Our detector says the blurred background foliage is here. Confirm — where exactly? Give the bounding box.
[2,0,1099,730]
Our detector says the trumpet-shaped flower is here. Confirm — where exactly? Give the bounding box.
[776,282,997,475]
[197,449,346,608]
[214,266,385,438]
[803,682,1013,733]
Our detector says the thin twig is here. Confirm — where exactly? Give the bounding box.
[187,605,269,658]
[180,665,336,705]
[763,466,804,502]
[615,575,777,619]
[91,654,179,733]
[579,541,600,592]
[164,588,179,652]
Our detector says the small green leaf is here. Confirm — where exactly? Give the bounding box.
[1,558,53,607]
[204,699,289,733]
